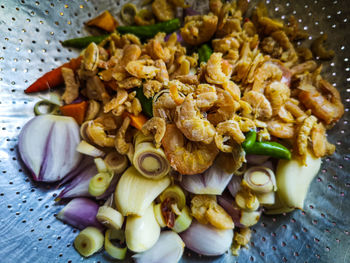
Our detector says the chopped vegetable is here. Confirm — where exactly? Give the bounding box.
[160,185,186,210]
[104,229,127,260]
[132,231,184,263]
[133,132,170,179]
[88,172,114,197]
[235,190,260,211]
[18,115,82,182]
[181,154,233,195]
[180,220,233,256]
[62,35,109,48]
[57,198,103,230]
[198,43,213,64]
[104,151,128,175]
[136,87,153,117]
[120,3,137,25]
[243,166,277,194]
[242,131,291,160]
[123,111,148,130]
[86,10,118,32]
[60,101,88,125]
[24,57,82,93]
[117,18,181,39]
[172,206,192,233]
[74,226,104,257]
[153,203,167,228]
[34,100,60,115]
[76,140,105,157]
[94,157,108,173]
[96,206,124,230]
[115,166,170,216]
[134,9,155,26]
[56,161,97,200]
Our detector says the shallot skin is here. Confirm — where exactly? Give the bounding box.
[18,115,82,182]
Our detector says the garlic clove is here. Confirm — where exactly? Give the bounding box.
[125,203,160,253]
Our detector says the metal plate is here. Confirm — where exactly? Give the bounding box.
[0,0,349,262]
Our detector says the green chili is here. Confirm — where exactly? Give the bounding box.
[62,35,109,48]
[136,87,153,118]
[198,43,213,64]
[242,130,256,149]
[117,18,181,39]
[242,131,291,160]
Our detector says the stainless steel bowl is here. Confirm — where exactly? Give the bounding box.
[0,0,349,262]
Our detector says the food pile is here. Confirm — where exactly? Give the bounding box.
[18,0,344,261]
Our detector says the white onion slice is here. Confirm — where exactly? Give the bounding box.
[181,159,233,195]
[132,231,184,263]
[180,220,233,256]
[18,115,82,182]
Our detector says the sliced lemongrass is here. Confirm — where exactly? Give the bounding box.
[243,166,276,194]
[76,140,105,157]
[88,172,113,197]
[74,226,104,257]
[34,100,60,115]
[240,210,261,227]
[172,206,192,233]
[96,206,124,230]
[160,185,186,210]
[256,191,275,205]
[104,151,128,175]
[120,3,137,24]
[105,229,127,260]
[134,131,153,145]
[235,191,260,211]
[153,203,166,228]
[133,141,170,180]
[94,158,108,173]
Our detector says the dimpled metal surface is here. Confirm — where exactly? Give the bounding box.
[0,0,349,262]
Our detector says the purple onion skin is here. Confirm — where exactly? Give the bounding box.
[18,115,82,182]
[180,159,233,195]
[227,176,241,198]
[184,7,199,16]
[56,164,97,199]
[56,197,103,230]
[180,220,233,256]
[261,160,275,172]
[217,195,244,228]
[18,117,52,180]
[246,154,270,165]
[96,174,119,200]
[164,30,183,44]
[59,156,95,187]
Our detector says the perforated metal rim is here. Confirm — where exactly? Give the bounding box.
[0,0,349,262]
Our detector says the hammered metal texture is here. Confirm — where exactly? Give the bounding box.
[0,0,349,262]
